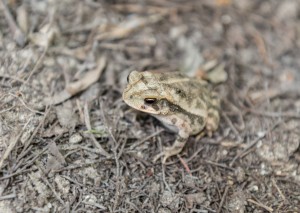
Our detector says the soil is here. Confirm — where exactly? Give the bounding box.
[1,0,300,212]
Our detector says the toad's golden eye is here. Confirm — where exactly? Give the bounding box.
[144,98,157,104]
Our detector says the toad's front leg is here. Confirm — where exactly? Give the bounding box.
[153,128,190,164]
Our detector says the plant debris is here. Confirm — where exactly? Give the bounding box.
[1,0,300,212]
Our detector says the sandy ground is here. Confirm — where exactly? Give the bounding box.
[1,0,300,212]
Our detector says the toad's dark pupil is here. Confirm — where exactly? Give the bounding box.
[176,89,181,94]
[144,98,157,104]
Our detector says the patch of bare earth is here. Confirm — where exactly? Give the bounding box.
[1,0,300,212]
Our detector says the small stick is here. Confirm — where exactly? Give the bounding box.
[158,137,172,193]
[230,120,281,167]
[271,178,286,201]
[37,165,65,205]
[0,168,36,181]
[52,159,106,173]
[247,199,273,212]
[81,201,107,210]
[205,160,234,171]
[217,185,229,213]
[185,147,204,163]
[8,92,45,115]
[222,112,242,142]
[0,118,31,169]
[177,155,191,175]
[16,107,52,163]
[25,47,47,83]
[83,102,110,158]
[0,194,16,201]
[246,108,300,119]
[130,129,163,149]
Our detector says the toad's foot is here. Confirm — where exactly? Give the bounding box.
[153,137,187,164]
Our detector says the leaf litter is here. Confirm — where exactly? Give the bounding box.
[0,0,300,212]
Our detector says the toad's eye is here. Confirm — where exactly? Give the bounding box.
[175,88,182,94]
[144,98,157,104]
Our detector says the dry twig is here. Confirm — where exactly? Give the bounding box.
[157,137,172,193]
[217,185,229,213]
[247,198,273,212]
[177,155,192,175]
[16,107,52,164]
[0,0,26,46]
[0,118,31,170]
[271,178,286,201]
[83,102,110,157]
[246,108,300,119]
[230,120,282,167]
[130,129,164,149]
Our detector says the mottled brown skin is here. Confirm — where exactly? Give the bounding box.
[123,70,220,163]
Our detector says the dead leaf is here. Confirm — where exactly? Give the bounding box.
[43,125,68,138]
[55,101,78,129]
[177,35,204,77]
[205,63,228,83]
[46,141,66,172]
[16,4,28,34]
[45,56,106,105]
[29,23,60,48]
[185,192,206,209]
[196,60,228,83]
[66,59,105,95]
[0,0,27,46]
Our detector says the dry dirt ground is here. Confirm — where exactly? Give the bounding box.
[1,0,300,212]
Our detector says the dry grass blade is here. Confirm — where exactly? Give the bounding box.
[129,129,164,149]
[217,185,229,213]
[248,83,300,104]
[0,194,16,201]
[16,4,29,34]
[271,178,286,201]
[96,14,164,41]
[247,198,273,212]
[0,0,26,46]
[230,120,282,167]
[36,165,65,206]
[25,48,47,83]
[83,102,110,158]
[16,107,52,165]
[246,108,300,119]
[112,4,171,14]
[0,118,31,170]
[177,155,191,175]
